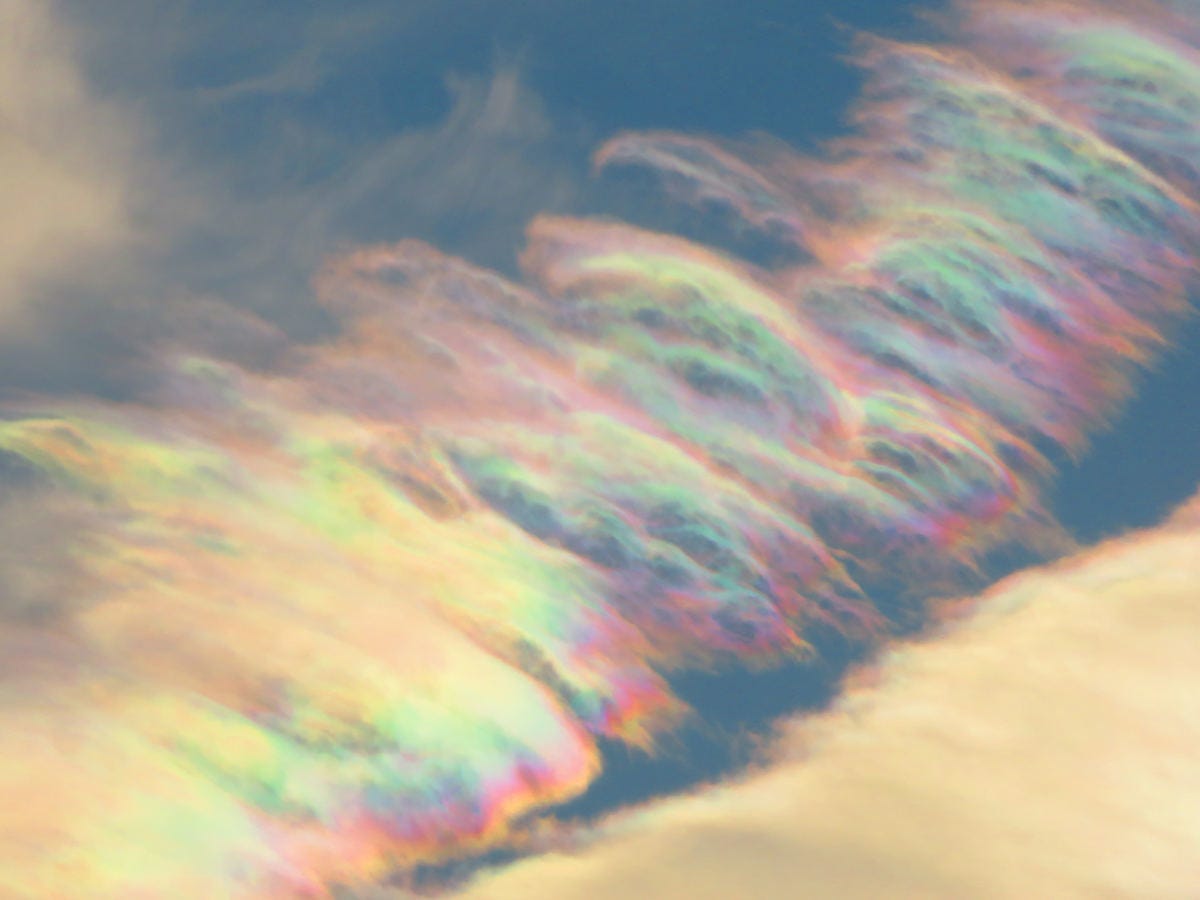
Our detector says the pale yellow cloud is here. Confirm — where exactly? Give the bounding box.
[459,493,1200,900]
[0,0,133,330]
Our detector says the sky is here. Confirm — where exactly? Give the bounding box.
[1,0,1198,897]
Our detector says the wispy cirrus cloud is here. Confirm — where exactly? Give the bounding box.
[0,1,587,399]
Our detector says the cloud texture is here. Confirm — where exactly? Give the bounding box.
[0,0,1198,896]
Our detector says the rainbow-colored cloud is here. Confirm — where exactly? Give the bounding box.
[0,0,1197,895]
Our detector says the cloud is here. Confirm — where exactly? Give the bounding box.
[457,490,1200,899]
[0,0,1198,895]
[0,0,135,332]
[148,60,590,351]
[300,64,587,271]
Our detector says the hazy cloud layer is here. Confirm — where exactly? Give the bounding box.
[0,0,135,332]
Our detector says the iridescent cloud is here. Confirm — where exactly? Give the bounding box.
[0,0,1197,895]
